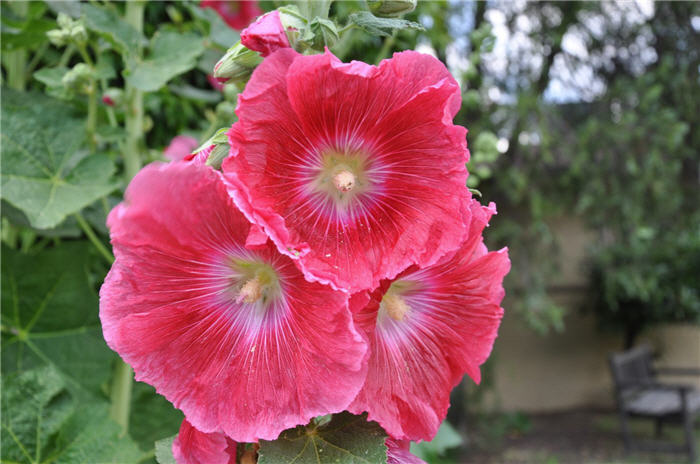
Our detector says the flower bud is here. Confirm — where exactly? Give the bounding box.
[62,63,93,93]
[102,88,123,107]
[46,29,69,47]
[213,41,262,86]
[56,12,72,30]
[277,5,307,46]
[309,17,339,49]
[69,24,88,45]
[216,101,236,120]
[367,0,417,17]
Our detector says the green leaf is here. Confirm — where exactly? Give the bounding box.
[0,90,119,229]
[1,242,116,394]
[1,366,144,464]
[1,3,54,51]
[126,30,206,92]
[33,66,69,88]
[258,412,387,464]
[349,11,424,37]
[130,382,183,451]
[410,421,463,460]
[186,4,240,49]
[155,435,178,464]
[82,3,142,55]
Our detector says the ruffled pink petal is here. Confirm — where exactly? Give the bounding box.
[200,0,263,30]
[165,135,199,162]
[100,162,367,442]
[224,49,471,293]
[241,10,290,57]
[348,199,510,441]
[386,438,426,464]
[172,419,235,464]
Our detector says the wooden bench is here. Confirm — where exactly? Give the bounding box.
[609,344,700,463]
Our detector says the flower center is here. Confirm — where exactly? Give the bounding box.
[382,292,410,321]
[377,279,417,325]
[332,169,356,192]
[228,259,281,306]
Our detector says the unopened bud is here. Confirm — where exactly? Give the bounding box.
[47,29,69,47]
[309,17,339,49]
[62,63,93,93]
[69,24,88,45]
[102,88,123,107]
[213,41,262,85]
[56,12,72,29]
[367,0,417,17]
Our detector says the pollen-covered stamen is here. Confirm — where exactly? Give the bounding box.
[237,276,263,303]
[382,292,411,321]
[333,170,356,192]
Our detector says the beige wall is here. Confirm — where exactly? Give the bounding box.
[488,215,700,412]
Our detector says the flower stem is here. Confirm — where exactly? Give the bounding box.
[109,359,134,435]
[123,1,146,182]
[5,2,28,91]
[74,213,113,264]
[374,31,397,64]
[108,0,145,433]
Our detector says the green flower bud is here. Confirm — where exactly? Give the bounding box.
[69,24,88,45]
[56,12,72,30]
[213,41,263,85]
[62,63,93,93]
[205,143,231,170]
[102,87,124,107]
[309,17,339,49]
[223,82,240,102]
[366,0,417,18]
[216,101,236,120]
[46,29,69,47]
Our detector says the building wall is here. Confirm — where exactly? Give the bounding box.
[488,215,700,412]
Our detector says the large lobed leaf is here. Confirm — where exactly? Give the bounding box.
[257,412,388,464]
[0,90,119,229]
[82,3,142,55]
[126,30,206,92]
[1,242,115,394]
[1,365,144,464]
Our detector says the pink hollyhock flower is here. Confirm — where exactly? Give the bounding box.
[224,49,471,293]
[164,135,199,162]
[240,10,290,57]
[200,0,262,30]
[386,438,426,464]
[100,162,368,441]
[347,199,510,441]
[173,419,236,464]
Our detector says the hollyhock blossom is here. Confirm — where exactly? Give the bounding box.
[100,162,367,441]
[224,48,471,293]
[200,0,262,30]
[240,10,290,57]
[164,135,199,161]
[347,199,510,441]
[172,419,235,464]
[386,438,426,464]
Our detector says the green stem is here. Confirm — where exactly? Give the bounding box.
[4,2,28,90]
[107,1,145,434]
[374,31,397,64]
[59,44,76,67]
[123,1,146,182]
[74,213,113,264]
[86,87,98,148]
[109,359,134,435]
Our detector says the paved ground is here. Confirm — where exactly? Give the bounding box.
[456,410,699,464]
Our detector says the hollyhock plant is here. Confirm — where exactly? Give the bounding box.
[99,162,368,442]
[224,48,471,293]
[200,0,262,30]
[240,10,291,57]
[347,199,510,441]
